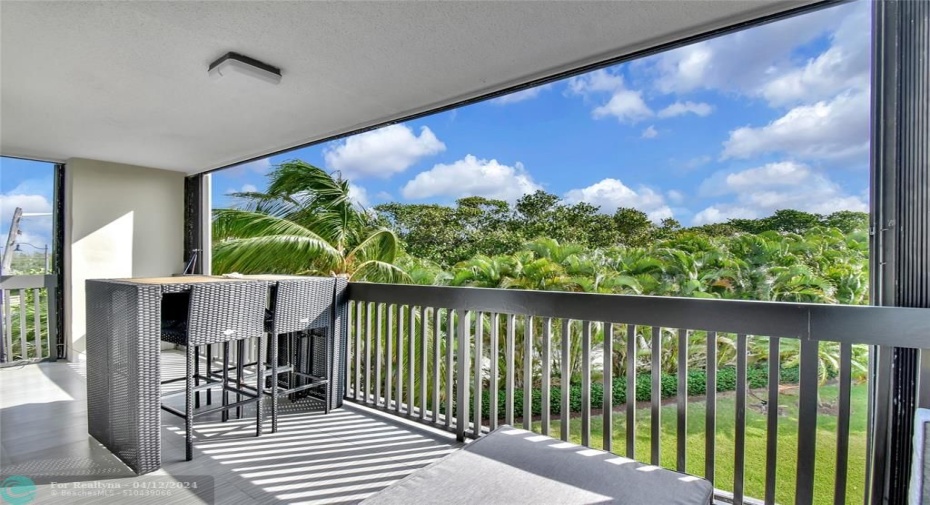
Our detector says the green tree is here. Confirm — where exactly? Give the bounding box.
[612,208,655,246]
[213,160,408,281]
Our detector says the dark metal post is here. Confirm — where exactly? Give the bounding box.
[870,1,930,503]
[53,163,65,360]
[183,175,204,274]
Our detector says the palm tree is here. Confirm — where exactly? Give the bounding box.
[213,160,409,282]
[450,255,520,288]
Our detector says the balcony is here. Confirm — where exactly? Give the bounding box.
[2,1,929,503]
[0,350,460,504]
[2,281,928,504]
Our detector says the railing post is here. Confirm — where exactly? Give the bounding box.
[455,308,469,441]
[870,1,930,502]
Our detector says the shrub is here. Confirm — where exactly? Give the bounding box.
[479,363,801,419]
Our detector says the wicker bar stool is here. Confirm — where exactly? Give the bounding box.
[266,277,336,433]
[160,281,268,460]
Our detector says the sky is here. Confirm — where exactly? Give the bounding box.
[1,0,870,253]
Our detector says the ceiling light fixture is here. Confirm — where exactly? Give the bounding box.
[208,52,282,85]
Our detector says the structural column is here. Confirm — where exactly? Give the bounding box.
[183,174,211,274]
[871,1,930,503]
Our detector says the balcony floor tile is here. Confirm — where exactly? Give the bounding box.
[0,353,460,504]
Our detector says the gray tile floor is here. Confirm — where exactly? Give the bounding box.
[0,353,460,504]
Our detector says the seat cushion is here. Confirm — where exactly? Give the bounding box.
[160,319,188,345]
[362,426,713,505]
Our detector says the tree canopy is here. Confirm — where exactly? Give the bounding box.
[212,161,868,305]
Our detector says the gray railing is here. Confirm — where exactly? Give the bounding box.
[0,274,58,365]
[344,282,930,504]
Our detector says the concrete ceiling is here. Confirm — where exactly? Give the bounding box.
[1,1,829,174]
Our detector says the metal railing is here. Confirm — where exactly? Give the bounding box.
[0,274,58,365]
[344,282,930,504]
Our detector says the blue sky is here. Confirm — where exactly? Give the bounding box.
[212,0,870,225]
[0,157,55,256]
[1,0,870,252]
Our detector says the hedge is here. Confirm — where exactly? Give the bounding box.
[478,364,807,419]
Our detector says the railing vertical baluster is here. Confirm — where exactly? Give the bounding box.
[524,316,534,430]
[375,303,384,406]
[33,288,42,359]
[432,308,441,424]
[581,321,591,447]
[626,323,636,459]
[456,309,470,441]
[350,300,361,400]
[603,322,613,451]
[0,292,4,361]
[650,326,661,465]
[445,308,454,429]
[18,289,27,360]
[734,333,747,505]
[473,312,484,438]
[408,305,416,417]
[834,342,852,505]
[560,318,571,441]
[419,306,427,420]
[364,302,373,404]
[676,328,687,473]
[396,305,404,414]
[489,313,500,430]
[505,313,515,426]
[795,339,819,504]
[386,304,394,410]
[46,286,57,360]
[2,290,10,362]
[541,317,552,436]
[765,336,780,505]
[705,331,717,485]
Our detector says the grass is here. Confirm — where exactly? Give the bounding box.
[519,382,868,504]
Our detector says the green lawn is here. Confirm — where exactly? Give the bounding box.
[521,383,868,504]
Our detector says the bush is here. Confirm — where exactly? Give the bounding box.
[479,363,801,419]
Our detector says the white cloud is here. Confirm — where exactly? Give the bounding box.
[401,155,541,202]
[650,1,864,104]
[491,84,553,105]
[592,90,653,123]
[692,162,867,225]
[348,183,370,207]
[564,178,673,222]
[225,158,271,177]
[666,190,684,204]
[760,2,869,106]
[324,124,446,179]
[225,184,258,195]
[568,69,624,94]
[569,70,653,123]
[721,91,868,162]
[0,187,54,249]
[657,101,713,118]
[641,126,658,139]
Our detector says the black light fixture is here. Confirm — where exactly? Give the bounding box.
[208,52,282,85]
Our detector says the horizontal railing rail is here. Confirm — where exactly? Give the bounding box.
[343,282,930,505]
[0,274,58,366]
[347,282,930,348]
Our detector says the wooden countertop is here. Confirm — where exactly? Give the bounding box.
[112,274,324,285]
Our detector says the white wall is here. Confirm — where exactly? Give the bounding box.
[64,158,185,359]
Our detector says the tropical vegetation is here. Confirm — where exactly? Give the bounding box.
[213,161,871,503]
[213,160,409,282]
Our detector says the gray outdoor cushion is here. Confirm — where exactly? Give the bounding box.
[363,425,713,505]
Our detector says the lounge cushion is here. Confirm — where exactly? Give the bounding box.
[363,425,713,505]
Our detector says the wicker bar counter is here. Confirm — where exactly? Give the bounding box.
[85,275,346,474]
